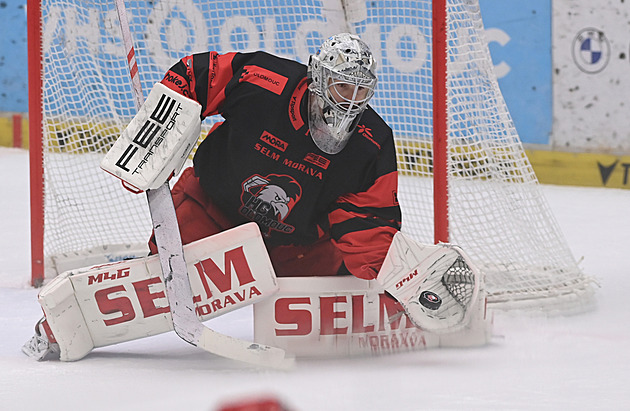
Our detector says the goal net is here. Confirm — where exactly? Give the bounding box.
[29,0,596,312]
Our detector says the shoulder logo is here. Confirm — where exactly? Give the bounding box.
[358,125,372,138]
[357,124,380,149]
[288,78,308,130]
[240,65,288,95]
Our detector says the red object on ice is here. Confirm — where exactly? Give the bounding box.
[216,396,291,411]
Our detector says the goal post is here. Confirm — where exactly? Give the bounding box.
[28,0,596,312]
[27,0,45,287]
[432,0,449,244]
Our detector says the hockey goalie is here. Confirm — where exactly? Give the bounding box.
[24,33,491,365]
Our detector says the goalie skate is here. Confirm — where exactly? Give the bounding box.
[21,318,60,361]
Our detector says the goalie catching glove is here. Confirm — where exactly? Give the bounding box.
[376,232,482,333]
[101,82,202,192]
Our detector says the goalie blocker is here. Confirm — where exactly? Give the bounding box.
[100,82,202,193]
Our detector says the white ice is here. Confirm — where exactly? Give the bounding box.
[1,147,629,410]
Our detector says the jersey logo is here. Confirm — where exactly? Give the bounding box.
[358,124,380,149]
[288,78,308,130]
[358,125,372,137]
[240,66,288,95]
[239,174,302,236]
[260,130,288,152]
[304,153,330,170]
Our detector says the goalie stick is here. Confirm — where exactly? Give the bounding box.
[113,0,293,369]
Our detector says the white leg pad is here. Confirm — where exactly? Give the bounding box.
[254,276,492,358]
[38,272,94,361]
[32,223,278,361]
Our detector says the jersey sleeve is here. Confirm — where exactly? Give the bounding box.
[160,51,239,118]
[328,138,402,280]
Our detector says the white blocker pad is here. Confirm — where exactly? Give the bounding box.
[100,82,201,192]
[39,223,277,361]
[253,276,492,358]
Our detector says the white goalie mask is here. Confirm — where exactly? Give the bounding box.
[307,33,377,154]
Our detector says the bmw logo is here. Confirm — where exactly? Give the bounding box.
[572,28,610,74]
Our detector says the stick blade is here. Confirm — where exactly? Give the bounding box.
[198,328,295,370]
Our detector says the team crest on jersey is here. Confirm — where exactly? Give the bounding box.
[239,174,302,236]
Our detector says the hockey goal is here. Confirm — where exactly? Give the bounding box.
[28,0,595,312]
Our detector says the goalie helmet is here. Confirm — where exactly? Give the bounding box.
[307,33,377,154]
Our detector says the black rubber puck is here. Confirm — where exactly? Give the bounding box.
[419,290,442,310]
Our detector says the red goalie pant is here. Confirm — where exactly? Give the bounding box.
[149,167,344,277]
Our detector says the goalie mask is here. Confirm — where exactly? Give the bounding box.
[307,33,377,154]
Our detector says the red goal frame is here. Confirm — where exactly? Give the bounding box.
[28,0,45,287]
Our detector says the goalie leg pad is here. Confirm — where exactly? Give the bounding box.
[376,232,481,333]
[253,276,492,358]
[25,223,278,361]
[27,272,95,361]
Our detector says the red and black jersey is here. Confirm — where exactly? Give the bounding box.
[161,51,401,280]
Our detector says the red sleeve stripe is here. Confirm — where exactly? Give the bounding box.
[334,224,398,248]
[161,70,189,94]
[203,52,237,117]
[289,78,308,130]
[329,203,398,232]
[332,225,398,280]
[336,171,398,209]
